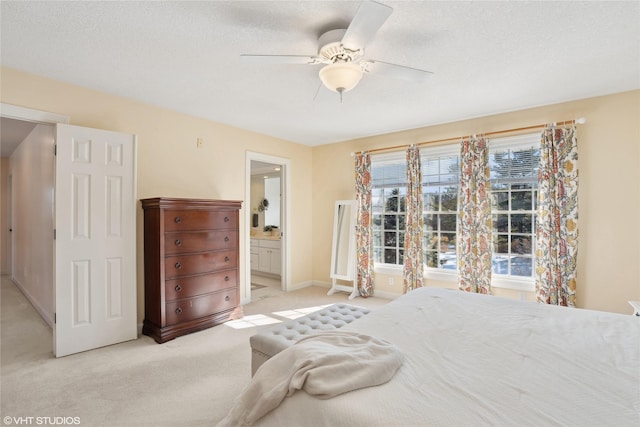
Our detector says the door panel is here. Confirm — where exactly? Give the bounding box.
[55,124,137,357]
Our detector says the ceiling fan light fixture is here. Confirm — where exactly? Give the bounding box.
[319,62,363,93]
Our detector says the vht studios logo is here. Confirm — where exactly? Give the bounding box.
[3,416,81,425]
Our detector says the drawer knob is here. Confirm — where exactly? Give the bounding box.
[175,307,183,315]
[175,284,182,292]
[224,216,229,222]
[224,236,229,242]
[174,216,182,223]
[224,275,230,282]
[175,239,182,246]
[224,256,230,262]
[225,296,230,302]
[175,262,182,270]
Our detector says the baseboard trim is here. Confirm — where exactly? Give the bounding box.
[12,277,54,328]
[309,280,401,300]
[287,280,315,291]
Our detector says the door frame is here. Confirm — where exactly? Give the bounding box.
[245,152,290,303]
[1,103,69,312]
[1,103,69,126]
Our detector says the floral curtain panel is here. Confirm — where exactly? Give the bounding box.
[403,145,424,293]
[458,136,492,294]
[535,126,579,307]
[355,152,375,297]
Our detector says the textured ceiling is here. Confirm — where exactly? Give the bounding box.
[1,1,639,146]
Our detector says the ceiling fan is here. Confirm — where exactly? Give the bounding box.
[240,0,433,100]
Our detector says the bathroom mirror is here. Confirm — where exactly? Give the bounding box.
[264,177,280,227]
[328,200,358,299]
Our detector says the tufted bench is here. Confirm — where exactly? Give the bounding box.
[249,303,371,376]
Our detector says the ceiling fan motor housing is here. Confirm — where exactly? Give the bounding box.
[318,29,363,64]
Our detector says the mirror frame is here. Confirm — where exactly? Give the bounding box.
[329,200,356,281]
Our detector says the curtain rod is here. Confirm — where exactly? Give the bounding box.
[352,117,586,156]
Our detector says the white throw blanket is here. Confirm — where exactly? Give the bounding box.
[217,330,404,426]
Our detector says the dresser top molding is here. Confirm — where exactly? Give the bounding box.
[141,197,242,210]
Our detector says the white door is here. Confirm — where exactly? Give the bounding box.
[54,124,137,357]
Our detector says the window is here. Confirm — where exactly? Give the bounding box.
[371,158,406,265]
[489,134,539,278]
[370,133,539,285]
[422,147,460,271]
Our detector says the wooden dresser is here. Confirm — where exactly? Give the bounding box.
[141,197,243,343]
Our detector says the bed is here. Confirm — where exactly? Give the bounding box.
[220,287,640,426]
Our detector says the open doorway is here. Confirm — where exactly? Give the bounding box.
[245,152,290,304]
[1,106,66,327]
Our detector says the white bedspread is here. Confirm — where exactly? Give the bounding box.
[217,331,404,426]
[252,287,640,427]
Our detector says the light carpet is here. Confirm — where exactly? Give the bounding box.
[0,276,390,426]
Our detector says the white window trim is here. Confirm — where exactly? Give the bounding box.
[374,263,534,292]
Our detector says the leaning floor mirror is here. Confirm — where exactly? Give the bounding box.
[327,200,358,299]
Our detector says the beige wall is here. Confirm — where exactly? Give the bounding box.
[312,90,640,314]
[0,67,314,323]
[7,124,56,324]
[2,66,638,317]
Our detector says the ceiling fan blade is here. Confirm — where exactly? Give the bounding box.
[363,60,433,83]
[240,54,321,65]
[341,0,393,50]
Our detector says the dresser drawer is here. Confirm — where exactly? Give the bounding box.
[164,230,237,255]
[165,270,237,301]
[165,289,238,326]
[164,210,237,231]
[165,250,238,279]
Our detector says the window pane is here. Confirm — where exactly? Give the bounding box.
[510,235,532,255]
[441,233,456,250]
[384,248,396,264]
[424,214,437,231]
[493,214,508,232]
[385,193,400,212]
[373,228,382,246]
[511,191,532,210]
[440,253,457,270]
[511,214,532,233]
[398,195,407,213]
[494,234,509,254]
[440,214,457,232]
[440,187,458,211]
[374,247,382,262]
[425,250,438,268]
[511,256,532,277]
[492,192,509,210]
[424,186,439,211]
[384,215,397,229]
[492,256,508,275]
[371,188,383,210]
[384,231,397,246]
[425,232,437,249]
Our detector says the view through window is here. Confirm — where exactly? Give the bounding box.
[371,134,539,280]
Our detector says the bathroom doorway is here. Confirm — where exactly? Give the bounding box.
[245,152,290,303]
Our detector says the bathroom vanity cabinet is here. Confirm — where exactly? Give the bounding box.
[250,238,281,276]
